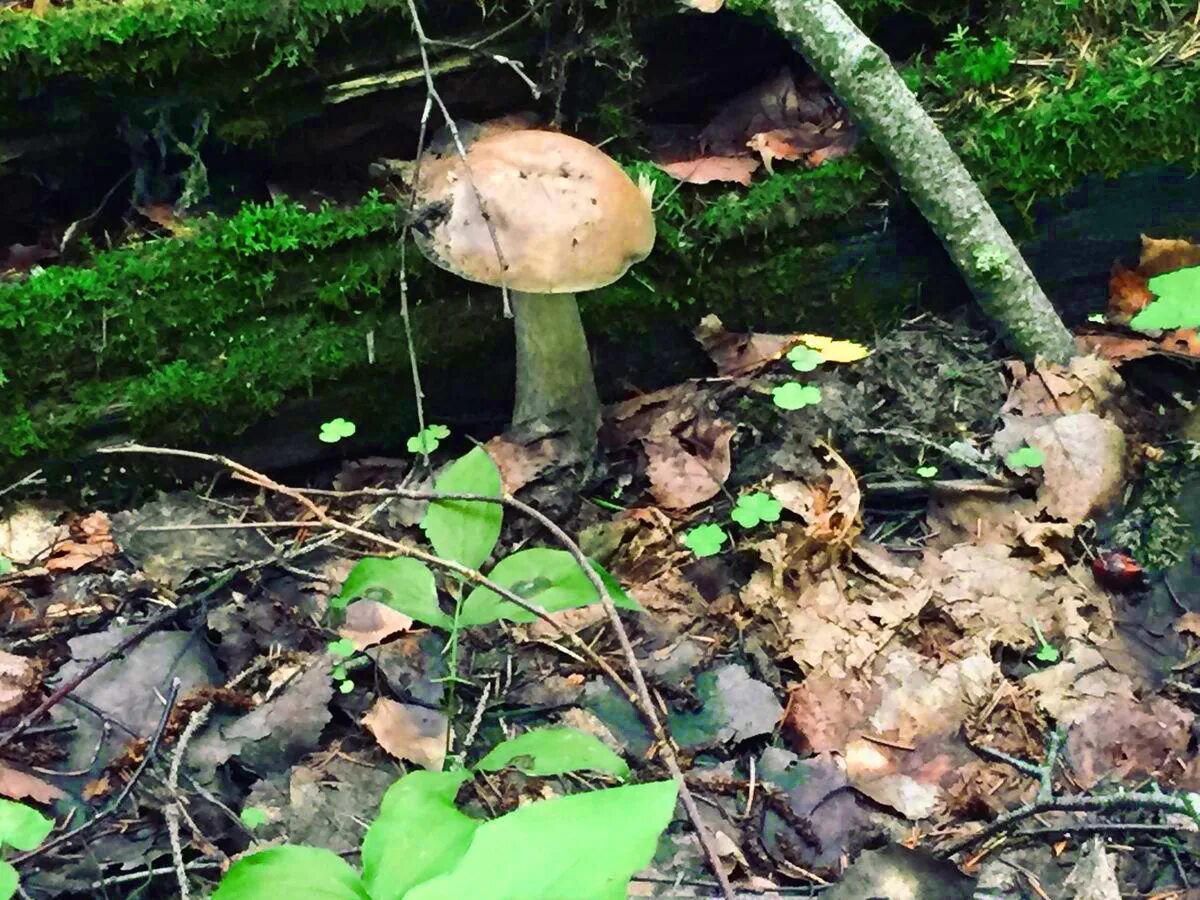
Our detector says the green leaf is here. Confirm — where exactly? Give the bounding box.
[915,465,938,479]
[0,860,17,900]
[0,799,52,851]
[212,845,370,900]
[334,556,449,628]
[362,770,476,900]
[683,524,727,558]
[474,728,630,780]
[421,447,503,570]
[408,424,452,455]
[1131,266,1200,331]
[786,346,824,372]
[327,638,356,658]
[1005,445,1045,469]
[459,550,642,627]
[405,780,679,900]
[0,556,11,576]
[1087,312,1106,324]
[239,807,268,830]
[338,679,355,694]
[319,417,357,444]
[772,382,822,410]
[729,492,782,529]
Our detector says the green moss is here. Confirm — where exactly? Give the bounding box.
[0,0,408,95]
[0,193,406,463]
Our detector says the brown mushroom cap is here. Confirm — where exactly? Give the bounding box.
[411,130,656,294]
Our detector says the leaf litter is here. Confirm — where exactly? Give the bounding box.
[2,307,1200,896]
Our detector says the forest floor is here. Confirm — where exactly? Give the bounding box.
[2,269,1200,898]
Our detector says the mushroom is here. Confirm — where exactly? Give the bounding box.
[410,128,656,452]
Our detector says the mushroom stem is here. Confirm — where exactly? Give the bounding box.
[511,290,601,451]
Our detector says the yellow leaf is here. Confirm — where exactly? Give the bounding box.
[796,334,871,363]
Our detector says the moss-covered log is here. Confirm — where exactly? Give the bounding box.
[2,0,1200,479]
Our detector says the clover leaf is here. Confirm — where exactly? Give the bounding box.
[772,383,822,410]
[407,424,451,454]
[730,493,783,528]
[240,807,268,830]
[319,418,357,444]
[786,346,824,373]
[327,638,356,657]
[684,524,728,558]
[1005,445,1045,470]
[915,465,938,479]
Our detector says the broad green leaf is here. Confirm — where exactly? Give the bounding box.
[211,845,369,900]
[459,549,641,627]
[334,556,449,628]
[1,860,17,900]
[475,727,630,780]
[362,770,476,900]
[406,780,680,900]
[0,799,52,851]
[1131,266,1200,331]
[421,447,503,570]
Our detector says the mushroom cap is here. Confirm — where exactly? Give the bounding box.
[411,129,656,294]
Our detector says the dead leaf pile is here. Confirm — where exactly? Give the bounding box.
[652,68,856,185]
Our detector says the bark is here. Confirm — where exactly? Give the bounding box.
[511,291,602,451]
[770,0,1077,364]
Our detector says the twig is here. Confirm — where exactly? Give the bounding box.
[939,792,1198,858]
[13,679,182,867]
[98,442,736,900]
[0,577,227,753]
[92,861,222,889]
[403,0,513,317]
[0,468,45,499]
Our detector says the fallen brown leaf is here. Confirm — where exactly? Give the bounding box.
[0,764,65,804]
[362,698,447,771]
[339,599,413,651]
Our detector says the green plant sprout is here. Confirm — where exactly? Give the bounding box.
[916,465,938,479]
[212,728,679,899]
[730,492,783,528]
[407,424,451,455]
[319,418,356,444]
[1006,445,1045,469]
[786,345,824,372]
[240,807,269,830]
[327,638,356,657]
[1130,265,1200,331]
[1029,618,1060,664]
[684,524,728,558]
[1087,312,1106,324]
[0,557,10,576]
[772,382,822,410]
[0,798,53,898]
[333,447,641,630]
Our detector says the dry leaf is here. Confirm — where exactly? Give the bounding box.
[0,650,36,716]
[1138,234,1200,278]
[0,764,65,803]
[1107,265,1154,323]
[654,156,759,186]
[1028,413,1126,524]
[362,698,447,771]
[683,0,724,10]
[46,511,119,572]
[339,600,413,651]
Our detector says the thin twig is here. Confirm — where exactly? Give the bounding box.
[404,0,513,317]
[13,679,182,867]
[0,578,226,753]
